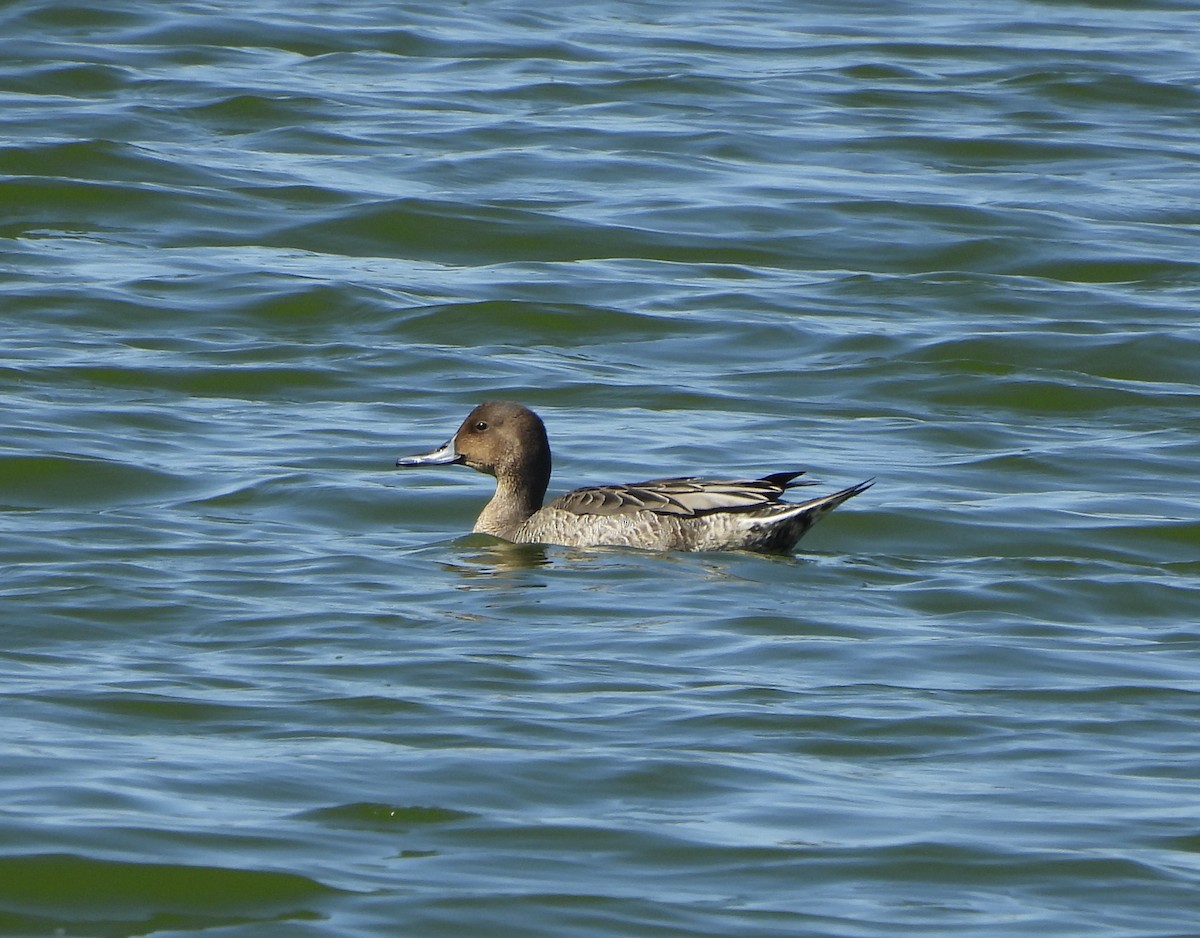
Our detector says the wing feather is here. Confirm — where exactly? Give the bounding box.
[546,472,812,518]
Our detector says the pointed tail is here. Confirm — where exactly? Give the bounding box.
[792,478,874,520]
[757,478,874,552]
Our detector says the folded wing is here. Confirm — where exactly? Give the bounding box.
[547,471,815,518]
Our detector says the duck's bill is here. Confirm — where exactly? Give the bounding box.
[396,439,464,467]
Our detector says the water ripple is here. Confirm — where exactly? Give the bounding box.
[4,2,1200,936]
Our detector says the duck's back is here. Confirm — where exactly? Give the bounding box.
[546,472,809,517]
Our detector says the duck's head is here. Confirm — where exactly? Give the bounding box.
[397,401,552,491]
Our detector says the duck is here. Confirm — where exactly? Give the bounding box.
[396,401,872,553]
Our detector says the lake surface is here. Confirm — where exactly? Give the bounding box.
[3,0,1200,935]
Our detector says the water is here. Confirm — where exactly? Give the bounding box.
[3,0,1200,935]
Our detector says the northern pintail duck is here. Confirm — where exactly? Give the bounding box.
[396,401,872,553]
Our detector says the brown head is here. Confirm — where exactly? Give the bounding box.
[397,401,552,508]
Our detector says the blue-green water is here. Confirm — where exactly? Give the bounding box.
[3,1,1200,935]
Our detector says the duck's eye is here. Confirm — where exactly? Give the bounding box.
[474,421,488,431]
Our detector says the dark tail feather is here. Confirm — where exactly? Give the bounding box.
[760,470,818,489]
[815,478,875,508]
[759,478,875,552]
[787,478,874,519]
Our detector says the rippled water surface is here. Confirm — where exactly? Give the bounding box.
[3,0,1200,935]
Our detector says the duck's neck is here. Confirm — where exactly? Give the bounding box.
[474,473,547,539]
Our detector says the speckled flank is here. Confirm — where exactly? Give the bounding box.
[514,482,871,552]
